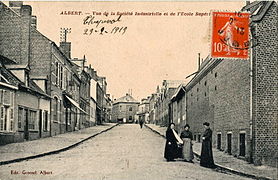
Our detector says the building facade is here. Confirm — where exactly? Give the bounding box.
[112,94,139,123]
[0,55,51,145]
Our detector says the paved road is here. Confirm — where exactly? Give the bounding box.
[0,124,251,180]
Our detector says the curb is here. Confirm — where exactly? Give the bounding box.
[144,124,274,180]
[0,123,119,166]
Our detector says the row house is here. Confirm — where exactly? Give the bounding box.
[148,93,158,124]
[0,55,51,145]
[154,80,184,127]
[136,97,150,123]
[0,1,111,145]
[169,84,186,133]
[71,57,91,128]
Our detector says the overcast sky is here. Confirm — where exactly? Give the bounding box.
[22,1,245,100]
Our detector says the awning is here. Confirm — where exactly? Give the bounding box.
[65,95,87,114]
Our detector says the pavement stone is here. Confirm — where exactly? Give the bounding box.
[0,123,117,164]
[145,124,277,180]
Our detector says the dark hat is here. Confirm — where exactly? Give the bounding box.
[203,122,210,126]
[184,124,190,129]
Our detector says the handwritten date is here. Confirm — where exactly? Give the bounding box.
[84,26,127,35]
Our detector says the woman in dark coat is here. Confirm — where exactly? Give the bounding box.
[164,123,179,161]
[180,124,194,163]
[200,122,215,168]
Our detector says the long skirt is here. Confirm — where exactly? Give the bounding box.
[200,140,215,168]
[164,141,178,160]
[182,138,194,161]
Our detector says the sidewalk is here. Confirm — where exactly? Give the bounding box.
[145,124,277,180]
[0,123,118,165]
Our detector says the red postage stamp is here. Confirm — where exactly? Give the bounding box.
[211,11,250,59]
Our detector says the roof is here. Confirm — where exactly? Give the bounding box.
[0,55,16,64]
[171,83,186,102]
[113,94,139,104]
[241,1,275,23]
[163,80,186,89]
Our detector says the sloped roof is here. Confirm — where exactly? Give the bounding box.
[171,83,186,102]
[113,94,139,104]
[241,1,274,23]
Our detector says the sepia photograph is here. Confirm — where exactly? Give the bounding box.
[0,0,277,180]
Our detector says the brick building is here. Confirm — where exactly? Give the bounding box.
[184,1,277,167]
[154,80,184,127]
[0,55,51,145]
[112,94,139,123]
[169,84,186,133]
[242,1,278,167]
[186,55,252,160]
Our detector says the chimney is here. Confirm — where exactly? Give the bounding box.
[20,5,32,66]
[31,15,37,29]
[9,1,23,14]
[59,42,71,59]
[9,1,23,7]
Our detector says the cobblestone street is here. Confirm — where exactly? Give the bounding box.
[0,124,251,180]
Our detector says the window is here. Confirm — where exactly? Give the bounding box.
[29,110,36,130]
[129,107,132,111]
[60,102,63,123]
[129,116,132,120]
[60,66,63,88]
[204,81,207,86]
[215,72,218,78]
[18,107,23,129]
[53,97,58,121]
[3,90,10,105]
[10,108,14,131]
[197,88,199,92]
[3,106,8,130]
[205,92,207,97]
[0,90,3,104]
[215,86,217,91]
[0,106,4,130]
[55,62,59,85]
[44,111,48,131]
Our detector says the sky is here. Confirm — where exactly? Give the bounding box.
[21,1,245,100]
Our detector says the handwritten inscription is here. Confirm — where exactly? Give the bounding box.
[83,15,127,35]
[83,15,122,27]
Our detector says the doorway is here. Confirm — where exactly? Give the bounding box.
[239,133,246,156]
[217,133,221,150]
[24,109,29,140]
[227,133,232,155]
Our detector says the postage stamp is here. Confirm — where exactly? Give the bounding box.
[211,11,250,59]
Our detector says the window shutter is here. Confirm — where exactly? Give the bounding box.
[4,90,11,105]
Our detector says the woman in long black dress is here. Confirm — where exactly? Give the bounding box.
[164,123,180,161]
[200,122,216,168]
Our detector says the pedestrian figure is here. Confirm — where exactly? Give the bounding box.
[200,122,215,168]
[164,123,183,162]
[180,124,194,163]
[139,119,144,128]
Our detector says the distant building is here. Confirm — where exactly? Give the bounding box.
[112,94,139,123]
[155,80,185,127]
[137,97,150,124]
[169,84,186,133]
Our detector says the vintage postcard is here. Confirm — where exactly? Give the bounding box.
[0,1,277,180]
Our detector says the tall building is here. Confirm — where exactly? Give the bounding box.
[112,94,139,123]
